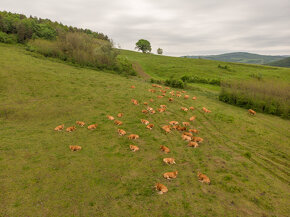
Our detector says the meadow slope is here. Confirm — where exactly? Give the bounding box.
[120,49,290,82]
[0,44,289,216]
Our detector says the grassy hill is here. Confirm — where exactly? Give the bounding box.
[120,49,290,82]
[266,56,290,68]
[183,52,288,65]
[0,43,290,216]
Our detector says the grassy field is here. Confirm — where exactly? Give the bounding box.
[0,43,290,216]
[120,49,290,82]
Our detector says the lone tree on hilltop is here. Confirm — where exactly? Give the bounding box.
[135,39,151,53]
[157,48,163,55]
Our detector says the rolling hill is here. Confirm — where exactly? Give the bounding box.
[183,52,288,65]
[266,56,290,68]
[120,49,290,82]
[1,43,289,216]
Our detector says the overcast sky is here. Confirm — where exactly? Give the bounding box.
[1,0,290,56]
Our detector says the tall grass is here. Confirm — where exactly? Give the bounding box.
[219,80,290,118]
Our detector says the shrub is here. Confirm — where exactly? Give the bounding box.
[0,31,17,43]
[181,75,221,86]
[165,79,185,89]
[150,78,164,84]
[27,32,135,75]
[218,64,232,71]
[115,56,136,76]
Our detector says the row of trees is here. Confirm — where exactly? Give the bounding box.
[0,11,109,43]
[135,39,163,55]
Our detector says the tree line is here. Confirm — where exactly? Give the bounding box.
[0,11,109,43]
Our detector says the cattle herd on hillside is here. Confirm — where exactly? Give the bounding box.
[54,84,255,194]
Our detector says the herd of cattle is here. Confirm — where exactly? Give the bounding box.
[54,83,256,194]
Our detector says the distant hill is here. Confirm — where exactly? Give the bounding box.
[266,57,290,68]
[183,52,289,65]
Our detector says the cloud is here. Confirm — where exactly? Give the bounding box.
[1,0,289,56]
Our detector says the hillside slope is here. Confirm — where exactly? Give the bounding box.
[0,44,289,216]
[120,49,290,82]
[183,52,287,64]
[266,56,290,68]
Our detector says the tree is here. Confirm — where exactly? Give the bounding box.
[157,48,163,55]
[135,39,151,53]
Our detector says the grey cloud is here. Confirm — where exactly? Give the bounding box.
[0,0,289,56]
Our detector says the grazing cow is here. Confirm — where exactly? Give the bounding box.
[131,85,136,89]
[168,98,174,102]
[128,134,139,139]
[163,158,176,164]
[188,142,199,148]
[182,134,192,141]
[192,136,203,143]
[189,106,195,110]
[131,99,138,105]
[160,145,170,153]
[160,105,167,109]
[155,183,168,194]
[192,96,197,100]
[146,124,154,130]
[129,145,139,152]
[107,115,114,120]
[76,121,85,127]
[158,108,166,113]
[114,120,123,126]
[66,126,76,132]
[197,172,211,184]
[117,113,123,118]
[144,102,148,105]
[177,126,187,131]
[88,124,98,130]
[142,109,149,114]
[248,109,256,115]
[118,129,126,136]
[183,132,193,137]
[182,122,190,126]
[162,125,171,133]
[189,116,196,121]
[163,171,178,179]
[69,145,82,151]
[141,119,149,125]
[184,95,189,99]
[54,124,64,131]
[181,107,188,112]
[202,107,211,113]
[169,121,179,125]
[189,129,199,134]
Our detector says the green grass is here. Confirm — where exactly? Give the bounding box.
[120,49,290,82]
[0,43,289,216]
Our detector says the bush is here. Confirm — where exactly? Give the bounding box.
[219,80,290,119]
[0,31,17,43]
[181,75,221,86]
[150,78,164,84]
[165,79,185,89]
[218,64,232,71]
[115,56,136,76]
[27,32,136,75]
